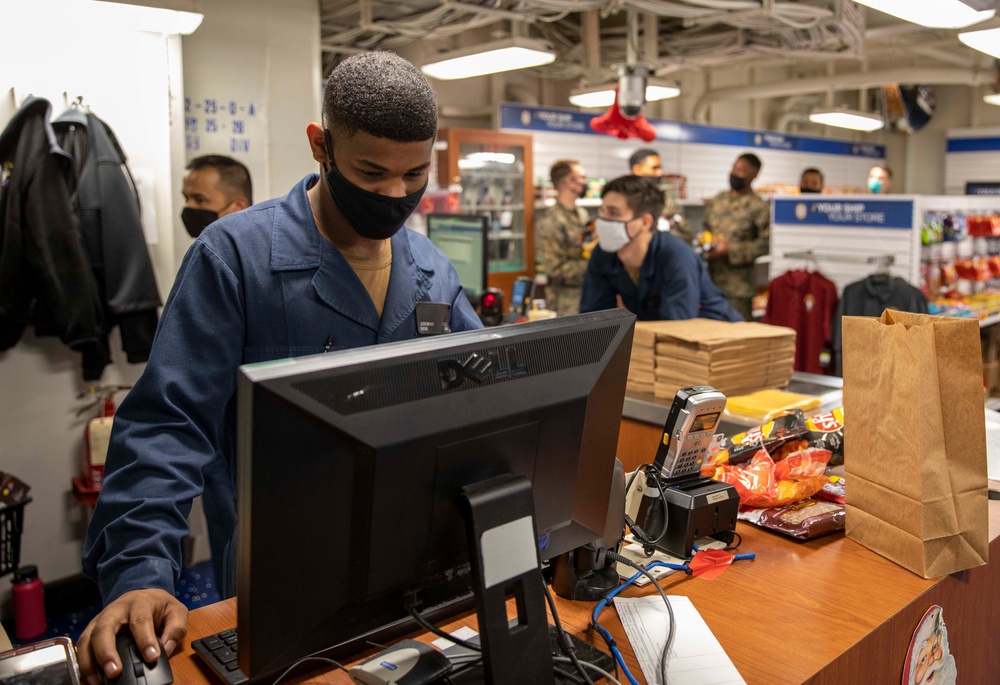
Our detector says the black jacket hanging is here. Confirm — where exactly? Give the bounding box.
[830,274,929,376]
[54,107,161,379]
[0,97,104,357]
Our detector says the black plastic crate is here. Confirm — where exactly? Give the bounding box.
[0,498,31,578]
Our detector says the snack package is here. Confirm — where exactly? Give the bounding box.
[804,406,845,466]
[773,447,832,481]
[814,475,846,505]
[711,447,830,509]
[719,410,810,466]
[738,498,845,540]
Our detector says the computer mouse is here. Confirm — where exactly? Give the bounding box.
[104,632,174,685]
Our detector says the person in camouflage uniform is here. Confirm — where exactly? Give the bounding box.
[629,148,692,245]
[703,152,770,320]
[537,159,592,315]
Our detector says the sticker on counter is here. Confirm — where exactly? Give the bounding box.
[902,605,956,685]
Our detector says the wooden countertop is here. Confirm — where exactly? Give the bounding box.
[172,498,1000,684]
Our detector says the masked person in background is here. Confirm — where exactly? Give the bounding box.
[580,175,741,322]
[868,164,893,194]
[77,51,482,684]
[537,159,592,315]
[180,155,253,237]
[628,147,692,245]
[702,152,770,320]
[800,167,824,194]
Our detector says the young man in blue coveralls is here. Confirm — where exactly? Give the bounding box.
[580,175,742,322]
[76,52,482,684]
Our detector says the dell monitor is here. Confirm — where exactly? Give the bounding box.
[426,214,489,299]
[231,309,634,682]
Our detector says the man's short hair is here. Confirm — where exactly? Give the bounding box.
[738,152,762,172]
[186,155,253,205]
[550,159,580,188]
[871,164,893,179]
[323,51,438,142]
[628,148,659,170]
[602,175,665,220]
[802,167,824,182]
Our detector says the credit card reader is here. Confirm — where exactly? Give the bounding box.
[632,386,739,557]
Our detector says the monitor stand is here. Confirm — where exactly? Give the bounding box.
[459,474,556,685]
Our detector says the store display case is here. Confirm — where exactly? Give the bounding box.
[436,128,534,302]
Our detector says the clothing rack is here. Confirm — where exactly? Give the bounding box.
[783,250,895,269]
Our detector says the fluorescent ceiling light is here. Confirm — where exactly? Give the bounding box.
[90,1,203,34]
[959,27,1000,59]
[569,81,681,109]
[853,0,993,29]
[421,37,555,80]
[7,0,203,34]
[984,92,1000,106]
[808,106,884,132]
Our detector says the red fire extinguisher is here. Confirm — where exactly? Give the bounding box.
[76,385,131,492]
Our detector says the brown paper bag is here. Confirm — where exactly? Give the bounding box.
[842,310,988,578]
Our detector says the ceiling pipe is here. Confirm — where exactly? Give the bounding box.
[693,66,994,122]
[506,83,540,106]
[775,111,811,132]
[913,46,980,68]
[626,11,639,66]
[582,9,602,84]
[643,13,658,64]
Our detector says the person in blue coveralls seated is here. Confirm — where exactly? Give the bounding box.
[76,51,482,684]
[580,175,742,322]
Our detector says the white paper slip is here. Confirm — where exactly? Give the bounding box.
[614,595,746,685]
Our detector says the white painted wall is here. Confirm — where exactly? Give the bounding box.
[905,86,976,196]
[179,0,321,266]
[0,0,320,605]
[945,126,1000,195]
[0,19,184,600]
[518,123,882,201]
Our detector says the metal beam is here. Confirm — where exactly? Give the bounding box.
[693,66,994,122]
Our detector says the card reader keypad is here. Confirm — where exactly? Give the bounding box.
[674,435,709,475]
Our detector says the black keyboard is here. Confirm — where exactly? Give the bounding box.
[193,624,616,684]
[193,628,248,685]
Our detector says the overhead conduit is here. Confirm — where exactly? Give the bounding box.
[693,66,995,123]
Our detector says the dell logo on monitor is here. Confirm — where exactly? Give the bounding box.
[438,347,528,390]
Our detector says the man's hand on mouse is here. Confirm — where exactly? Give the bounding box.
[76,589,188,685]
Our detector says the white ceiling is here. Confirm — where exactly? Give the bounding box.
[318,0,1000,83]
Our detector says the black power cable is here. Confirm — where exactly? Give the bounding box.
[543,581,595,685]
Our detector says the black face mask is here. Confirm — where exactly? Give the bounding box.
[729,174,747,192]
[799,187,821,194]
[181,207,218,238]
[323,129,426,241]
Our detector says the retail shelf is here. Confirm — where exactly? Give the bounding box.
[537,198,603,208]
[981,314,1000,328]
[488,232,526,240]
[461,204,526,211]
[462,170,524,180]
